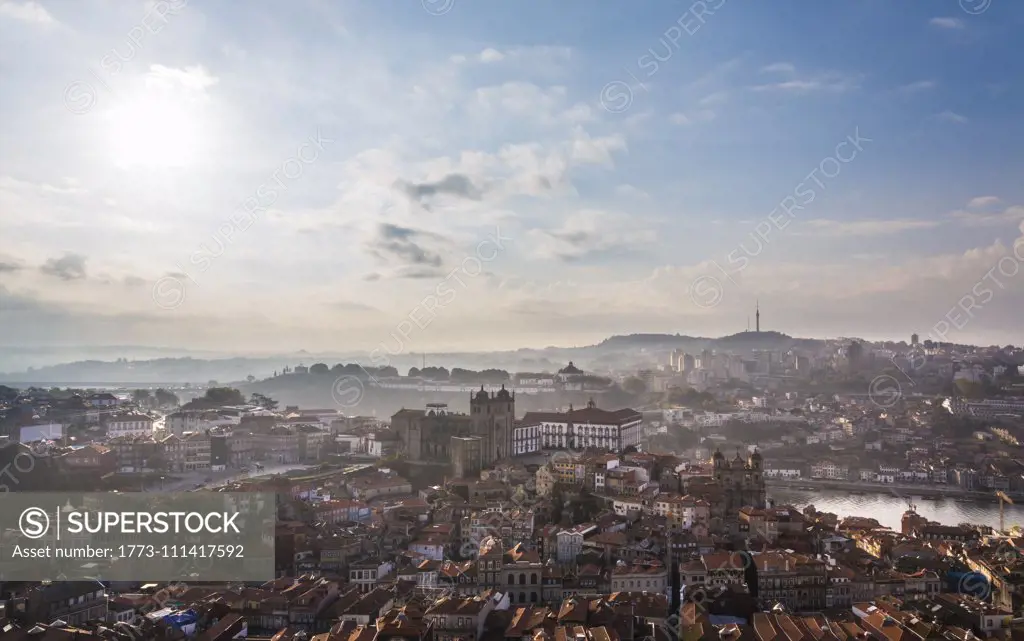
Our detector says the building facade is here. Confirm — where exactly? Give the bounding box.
[392,387,514,468]
[521,400,643,453]
[711,449,767,516]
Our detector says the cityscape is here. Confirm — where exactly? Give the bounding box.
[3,0,1024,640]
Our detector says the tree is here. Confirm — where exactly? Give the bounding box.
[246,375,256,382]
[203,387,245,406]
[309,363,330,375]
[154,388,179,407]
[623,377,647,395]
[132,389,153,408]
[250,393,279,411]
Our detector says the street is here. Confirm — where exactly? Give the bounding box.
[147,463,313,492]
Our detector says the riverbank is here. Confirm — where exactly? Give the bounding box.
[764,477,1016,502]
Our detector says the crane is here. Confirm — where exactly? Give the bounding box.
[997,491,1013,534]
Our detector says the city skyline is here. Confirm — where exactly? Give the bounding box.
[2,0,1024,354]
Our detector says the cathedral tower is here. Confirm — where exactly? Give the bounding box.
[470,385,515,466]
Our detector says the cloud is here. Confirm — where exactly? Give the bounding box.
[670,110,716,126]
[0,259,23,273]
[39,253,87,281]
[751,68,861,93]
[950,205,1024,226]
[796,218,942,237]
[929,17,965,29]
[122,275,147,287]
[396,173,485,207]
[365,223,447,278]
[0,1,54,25]
[699,91,730,106]
[528,210,656,262]
[146,65,219,101]
[472,82,594,128]
[898,80,936,93]
[455,46,573,67]
[479,48,504,63]
[615,184,649,199]
[935,111,968,124]
[967,196,1000,209]
[761,62,795,74]
[495,218,1024,345]
[331,300,381,313]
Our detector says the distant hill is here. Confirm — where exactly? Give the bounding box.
[0,331,837,384]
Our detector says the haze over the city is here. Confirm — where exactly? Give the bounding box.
[2,0,1024,357]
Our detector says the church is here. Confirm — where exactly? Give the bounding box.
[711,448,767,515]
[390,385,514,469]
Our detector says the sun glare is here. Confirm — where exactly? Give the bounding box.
[105,91,206,169]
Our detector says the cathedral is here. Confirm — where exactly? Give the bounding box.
[391,385,514,469]
[712,448,767,516]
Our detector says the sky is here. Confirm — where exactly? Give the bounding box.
[2,0,1024,356]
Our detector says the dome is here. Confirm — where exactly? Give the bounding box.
[712,449,724,460]
[749,449,762,461]
[495,384,512,400]
[558,361,582,374]
[474,386,490,401]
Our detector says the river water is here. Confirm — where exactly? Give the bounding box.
[768,488,1024,532]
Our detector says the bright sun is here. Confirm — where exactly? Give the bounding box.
[105,91,206,169]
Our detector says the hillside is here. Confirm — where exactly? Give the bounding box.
[0,331,832,384]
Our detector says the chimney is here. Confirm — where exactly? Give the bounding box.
[785,557,789,571]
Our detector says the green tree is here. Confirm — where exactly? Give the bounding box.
[310,363,330,375]
[153,388,179,407]
[203,387,245,405]
[250,393,279,411]
[623,377,647,395]
[132,389,152,408]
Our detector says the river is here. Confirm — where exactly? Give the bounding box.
[767,487,1024,532]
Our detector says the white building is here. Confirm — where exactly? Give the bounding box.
[811,460,848,480]
[556,523,597,564]
[511,423,541,456]
[107,414,155,437]
[165,411,210,436]
[520,400,642,453]
[20,423,64,443]
[763,460,802,479]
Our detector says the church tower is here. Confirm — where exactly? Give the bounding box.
[470,385,515,466]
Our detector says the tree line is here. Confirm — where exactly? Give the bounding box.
[278,363,516,382]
